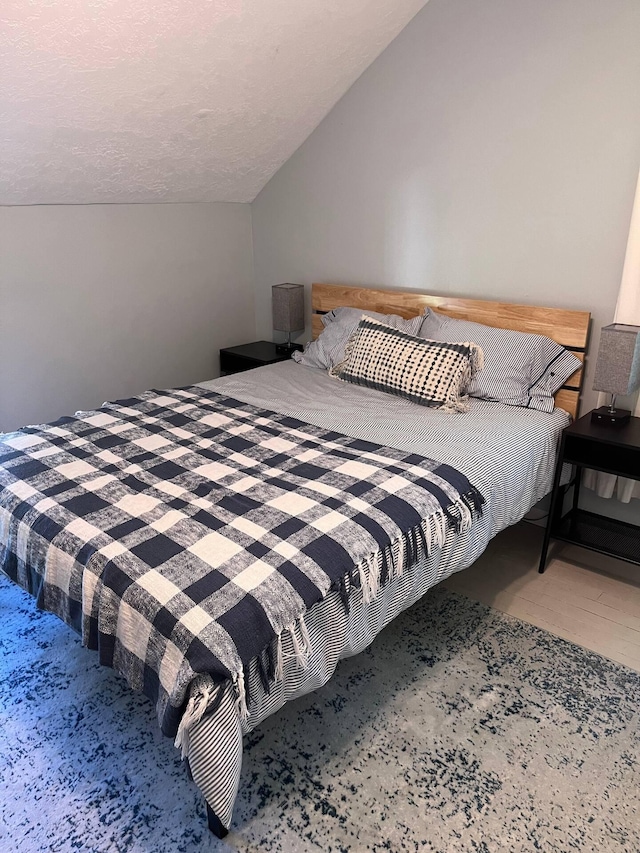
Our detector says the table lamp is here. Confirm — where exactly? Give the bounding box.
[272,283,304,354]
[591,323,640,426]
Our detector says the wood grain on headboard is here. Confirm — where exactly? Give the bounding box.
[312,283,591,419]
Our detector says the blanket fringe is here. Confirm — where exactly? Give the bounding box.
[368,552,380,599]
[269,615,314,682]
[299,613,312,656]
[231,487,484,719]
[397,530,406,576]
[349,495,483,609]
[234,669,249,723]
[286,615,312,669]
[289,621,304,664]
[358,561,371,603]
[275,632,284,681]
[174,681,216,760]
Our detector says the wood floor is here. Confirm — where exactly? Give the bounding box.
[443,520,640,672]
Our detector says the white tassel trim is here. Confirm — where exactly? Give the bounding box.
[358,561,371,603]
[275,632,284,681]
[234,669,248,723]
[174,682,215,760]
[289,622,304,664]
[277,615,313,673]
[299,613,312,656]
[433,513,446,548]
[356,512,453,600]
[368,553,380,598]
[458,500,473,532]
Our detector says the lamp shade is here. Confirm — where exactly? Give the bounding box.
[272,283,304,333]
[592,323,640,395]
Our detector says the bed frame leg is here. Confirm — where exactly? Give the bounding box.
[206,804,229,839]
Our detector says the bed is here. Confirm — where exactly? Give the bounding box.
[0,283,590,837]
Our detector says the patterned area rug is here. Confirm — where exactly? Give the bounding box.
[1,571,638,853]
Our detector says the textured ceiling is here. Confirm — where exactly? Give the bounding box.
[1,0,427,205]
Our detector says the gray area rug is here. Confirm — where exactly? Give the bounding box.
[1,571,638,853]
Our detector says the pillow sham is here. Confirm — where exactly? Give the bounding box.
[418,310,582,413]
[330,316,483,412]
[293,306,423,371]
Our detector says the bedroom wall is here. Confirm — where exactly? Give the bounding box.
[251,0,640,415]
[0,202,254,432]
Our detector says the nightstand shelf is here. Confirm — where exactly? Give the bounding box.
[539,412,640,572]
[554,509,640,565]
[220,341,303,376]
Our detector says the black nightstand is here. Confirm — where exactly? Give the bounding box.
[219,341,303,376]
[539,412,640,572]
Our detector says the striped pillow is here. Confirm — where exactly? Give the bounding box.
[330,316,483,412]
[419,310,582,413]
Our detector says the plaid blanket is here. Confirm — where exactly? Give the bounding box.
[0,386,484,737]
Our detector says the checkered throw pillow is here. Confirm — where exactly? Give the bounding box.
[330,316,484,412]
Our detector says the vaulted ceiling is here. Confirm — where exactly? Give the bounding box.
[1,0,427,205]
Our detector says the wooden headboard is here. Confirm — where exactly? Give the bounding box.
[312,283,591,419]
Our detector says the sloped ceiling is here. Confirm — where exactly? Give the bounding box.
[1,0,427,205]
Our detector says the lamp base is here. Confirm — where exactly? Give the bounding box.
[275,342,304,356]
[590,406,631,427]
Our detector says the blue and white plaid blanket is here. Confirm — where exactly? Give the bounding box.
[0,387,484,736]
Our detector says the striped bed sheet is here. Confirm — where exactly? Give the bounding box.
[188,361,570,834]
